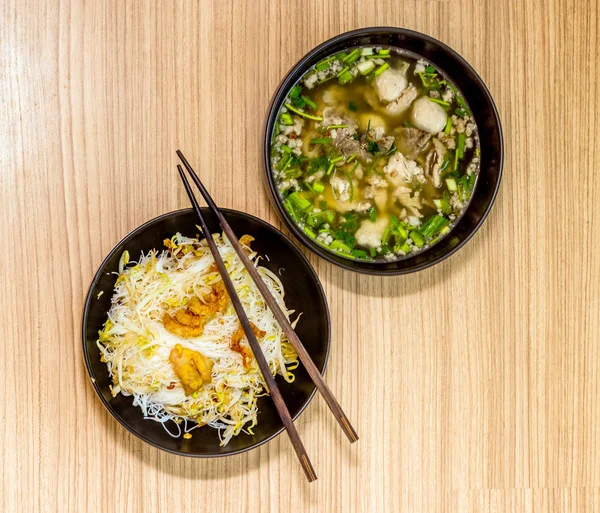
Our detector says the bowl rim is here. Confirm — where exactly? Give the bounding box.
[262,26,504,275]
[82,207,331,457]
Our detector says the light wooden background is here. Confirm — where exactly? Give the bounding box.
[1,0,599,512]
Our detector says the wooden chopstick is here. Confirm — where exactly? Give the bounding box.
[176,150,359,444]
[176,165,317,483]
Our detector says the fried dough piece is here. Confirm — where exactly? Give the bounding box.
[163,282,230,338]
[163,314,205,338]
[173,308,204,327]
[169,343,214,395]
[230,322,266,368]
[238,234,255,253]
[239,234,254,246]
[188,282,229,318]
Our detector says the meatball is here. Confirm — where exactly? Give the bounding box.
[374,68,408,103]
[410,96,448,134]
[355,217,389,248]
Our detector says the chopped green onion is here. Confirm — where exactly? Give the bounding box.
[425,65,436,73]
[339,70,353,84]
[460,175,472,201]
[350,161,359,174]
[381,227,391,245]
[304,227,316,239]
[280,144,292,154]
[444,117,452,134]
[456,95,471,117]
[307,209,335,227]
[312,181,325,194]
[433,198,451,214]
[330,240,352,253]
[310,137,332,145]
[457,180,464,202]
[340,212,359,232]
[326,162,334,175]
[400,243,411,254]
[327,124,348,129]
[410,231,425,248]
[318,75,336,85]
[283,199,298,222]
[357,60,376,75]
[366,54,391,59]
[417,72,428,87]
[304,181,317,194]
[337,66,350,77]
[369,247,377,257]
[373,63,390,77]
[429,97,450,107]
[281,112,294,125]
[420,215,449,238]
[289,85,302,99]
[467,173,477,191]
[446,178,458,191]
[301,95,318,110]
[347,154,356,164]
[475,146,480,157]
[277,154,291,171]
[390,215,400,227]
[330,156,344,163]
[456,133,466,159]
[284,167,302,178]
[285,103,323,121]
[369,207,376,222]
[396,225,408,239]
[377,48,391,56]
[319,226,336,236]
[287,192,312,215]
[307,155,330,175]
[315,56,336,71]
[343,49,361,64]
[351,249,368,258]
[453,148,459,171]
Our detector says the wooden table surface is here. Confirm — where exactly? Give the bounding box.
[2,1,599,512]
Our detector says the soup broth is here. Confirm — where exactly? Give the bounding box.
[270,46,480,261]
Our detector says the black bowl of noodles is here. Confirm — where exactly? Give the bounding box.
[262,27,503,275]
[82,208,330,457]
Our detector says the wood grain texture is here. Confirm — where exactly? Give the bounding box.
[1,0,598,512]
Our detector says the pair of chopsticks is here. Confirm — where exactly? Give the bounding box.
[176,150,358,482]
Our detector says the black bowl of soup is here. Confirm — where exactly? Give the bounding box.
[83,209,330,457]
[262,27,503,275]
